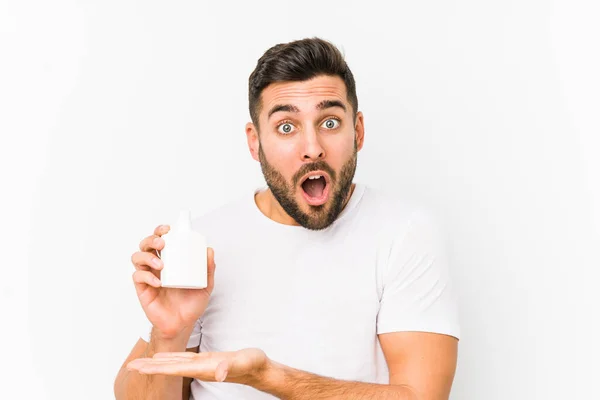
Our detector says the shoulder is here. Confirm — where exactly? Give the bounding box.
[357,184,442,240]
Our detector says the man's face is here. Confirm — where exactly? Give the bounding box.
[247,74,364,230]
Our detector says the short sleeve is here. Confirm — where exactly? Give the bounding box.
[139,317,203,349]
[376,209,460,339]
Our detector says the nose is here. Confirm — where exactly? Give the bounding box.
[301,127,325,161]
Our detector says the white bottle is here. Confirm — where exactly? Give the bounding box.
[159,210,207,289]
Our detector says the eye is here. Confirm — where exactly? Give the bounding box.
[277,122,295,135]
[322,118,340,130]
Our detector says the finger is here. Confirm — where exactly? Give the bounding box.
[206,248,216,292]
[127,358,193,372]
[126,357,157,369]
[131,359,213,379]
[139,235,166,253]
[208,351,254,382]
[131,251,163,272]
[153,224,170,237]
[215,360,229,382]
[132,270,162,291]
[131,357,194,366]
[140,351,233,369]
[152,351,232,362]
[153,352,198,359]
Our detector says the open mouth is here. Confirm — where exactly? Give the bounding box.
[300,173,330,206]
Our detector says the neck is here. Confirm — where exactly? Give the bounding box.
[255,183,356,226]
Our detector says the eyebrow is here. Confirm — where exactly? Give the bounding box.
[316,99,347,113]
[267,99,347,119]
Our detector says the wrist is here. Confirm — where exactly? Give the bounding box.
[251,358,287,394]
[150,327,191,351]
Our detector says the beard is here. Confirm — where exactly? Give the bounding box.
[258,140,358,231]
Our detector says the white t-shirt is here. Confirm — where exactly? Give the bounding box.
[140,183,460,399]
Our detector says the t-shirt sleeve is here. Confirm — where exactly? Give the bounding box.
[376,209,461,339]
[139,317,203,349]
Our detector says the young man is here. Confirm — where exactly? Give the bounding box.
[114,37,460,400]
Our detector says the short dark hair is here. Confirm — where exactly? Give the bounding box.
[248,37,358,131]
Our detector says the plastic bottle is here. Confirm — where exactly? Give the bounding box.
[159,210,207,289]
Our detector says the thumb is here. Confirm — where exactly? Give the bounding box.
[215,359,229,382]
[206,247,216,291]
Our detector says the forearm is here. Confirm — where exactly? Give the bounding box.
[115,330,189,400]
[254,360,418,400]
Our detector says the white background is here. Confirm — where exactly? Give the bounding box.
[2,1,599,399]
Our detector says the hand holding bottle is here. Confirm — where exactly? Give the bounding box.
[130,223,215,341]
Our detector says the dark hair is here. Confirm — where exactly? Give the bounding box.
[248,37,358,131]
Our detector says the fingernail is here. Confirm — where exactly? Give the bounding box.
[152,258,162,268]
[153,237,161,246]
[154,278,162,286]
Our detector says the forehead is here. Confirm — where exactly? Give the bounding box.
[260,75,348,114]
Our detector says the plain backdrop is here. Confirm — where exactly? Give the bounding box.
[2,1,599,399]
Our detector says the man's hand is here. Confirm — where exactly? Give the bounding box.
[126,348,419,400]
[131,224,216,341]
[126,348,270,385]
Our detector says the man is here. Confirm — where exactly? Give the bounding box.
[114,37,460,399]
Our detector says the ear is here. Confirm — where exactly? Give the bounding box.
[246,122,260,162]
[354,111,365,151]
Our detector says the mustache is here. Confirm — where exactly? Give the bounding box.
[293,161,336,186]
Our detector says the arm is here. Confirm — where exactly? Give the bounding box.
[127,349,415,399]
[127,331,457,400]
[114,329,197,400]
[254,362,417,400]
[252,331,456,400]
[379,331,458,399]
